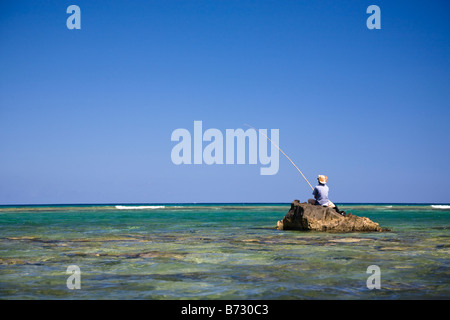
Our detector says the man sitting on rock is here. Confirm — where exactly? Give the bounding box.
[308,175,346,216]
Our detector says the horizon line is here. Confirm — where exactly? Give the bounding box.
[1,201,449,207]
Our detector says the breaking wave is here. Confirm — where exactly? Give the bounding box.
[430,205,450,209]
[115,205,165,210]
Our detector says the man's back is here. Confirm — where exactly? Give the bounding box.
[313,184,329,206]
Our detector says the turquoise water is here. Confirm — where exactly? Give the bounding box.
[0,203,449,299]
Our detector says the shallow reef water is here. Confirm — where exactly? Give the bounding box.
[0,203,449,299]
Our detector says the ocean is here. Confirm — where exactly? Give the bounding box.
[0,203,449,300]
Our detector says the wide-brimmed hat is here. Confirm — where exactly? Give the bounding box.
[318,175,327,184]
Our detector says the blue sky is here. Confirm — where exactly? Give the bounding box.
[0,0,449,204]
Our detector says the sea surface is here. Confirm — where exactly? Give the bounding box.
[0,203,449,300]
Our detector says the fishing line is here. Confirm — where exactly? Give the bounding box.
[245,123,314,191]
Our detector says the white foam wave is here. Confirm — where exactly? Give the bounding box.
[431,205,450,209]
[115,205,165,210]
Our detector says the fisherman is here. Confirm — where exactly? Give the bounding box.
[308,175,346,216]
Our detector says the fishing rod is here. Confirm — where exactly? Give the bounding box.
[245,123,314,191]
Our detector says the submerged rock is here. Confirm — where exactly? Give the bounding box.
[277,200,389,232]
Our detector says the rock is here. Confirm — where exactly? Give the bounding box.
[276,200,388,232]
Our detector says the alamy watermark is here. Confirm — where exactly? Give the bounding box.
[366,265,381,289]
[66,265,81,289]
[66,5,81,30]
[64,264,381,291]
[366,5,381,30]
[65,5,380,30]
[170,121,280,175]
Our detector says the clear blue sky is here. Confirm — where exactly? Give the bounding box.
[1,0,449,204]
